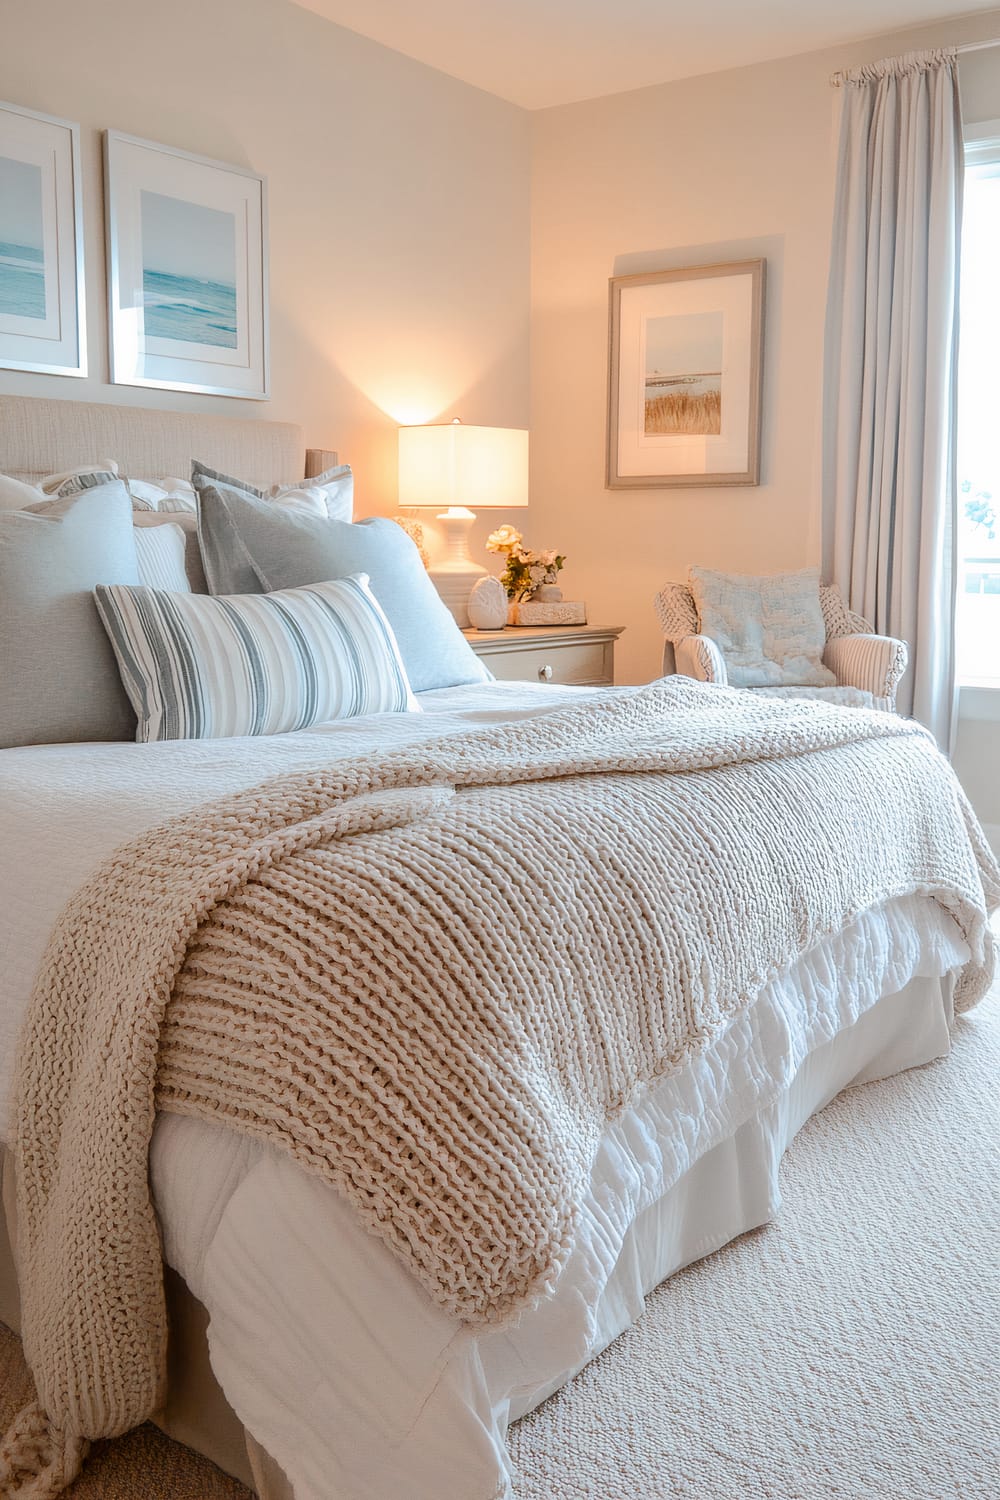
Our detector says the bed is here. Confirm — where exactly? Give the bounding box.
[0,395,996,1500]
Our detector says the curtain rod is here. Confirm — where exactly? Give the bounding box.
[958,37,1000,54]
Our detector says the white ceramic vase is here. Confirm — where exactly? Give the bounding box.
[467,575,509,630]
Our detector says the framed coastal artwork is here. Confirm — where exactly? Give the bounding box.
[105,132,268,399]
[0,101,85,376]
[607,259,765,488]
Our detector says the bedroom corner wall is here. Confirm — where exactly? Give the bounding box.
[0,0,530,519]
[528,10,1000,690]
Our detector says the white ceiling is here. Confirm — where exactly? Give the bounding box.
[293,0,998,109]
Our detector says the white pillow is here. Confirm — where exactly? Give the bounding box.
[192,458,354,522]
[127,477,197,514]
[0,472,45,511]
[95,572,419,742]
[133,524,191,592]
[2,465,120,509]
[132,511,207,594]
[2,464,125,509]
[688,566,836,689]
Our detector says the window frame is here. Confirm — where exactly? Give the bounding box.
[956,122,1000,694]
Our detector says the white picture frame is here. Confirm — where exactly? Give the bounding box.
[105,131,269,400]
[607,260,765,488]
[0,100,86,377]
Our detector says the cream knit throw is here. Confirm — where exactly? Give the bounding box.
[2,680,998,1498]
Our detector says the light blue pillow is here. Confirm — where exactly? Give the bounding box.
[688,566,836,689]
[0,482,140,747]
[194,477,491,693]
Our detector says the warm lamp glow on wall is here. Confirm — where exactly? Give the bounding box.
[398,419,529,627]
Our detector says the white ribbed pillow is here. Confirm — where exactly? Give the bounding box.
[95,573,420,742]
[133,524,191,592]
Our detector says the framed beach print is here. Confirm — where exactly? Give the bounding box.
[105,131,268,399]
[607,259,765,488]
[0,101,85,376]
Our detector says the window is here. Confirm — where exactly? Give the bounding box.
[957,130,1000,687]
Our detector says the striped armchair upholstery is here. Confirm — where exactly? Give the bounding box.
[654,580,908,712]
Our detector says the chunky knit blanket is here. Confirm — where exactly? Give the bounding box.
[2,679,998,1498]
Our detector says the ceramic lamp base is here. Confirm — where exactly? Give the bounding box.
[426,507,486,628]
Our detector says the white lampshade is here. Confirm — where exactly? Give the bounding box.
[398,420,529,512]
[397,420,529,627]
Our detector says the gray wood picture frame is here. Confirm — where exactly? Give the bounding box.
[607,259,765,489]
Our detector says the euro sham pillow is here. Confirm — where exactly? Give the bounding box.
[194,479,491,694]
[192,459,354,522]
[688,566,835,689]
[95,573,420,742]
[0,482,140,748]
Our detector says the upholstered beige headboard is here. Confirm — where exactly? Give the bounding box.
[0,395,336,485]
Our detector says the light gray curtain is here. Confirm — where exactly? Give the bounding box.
[822,49,963,750]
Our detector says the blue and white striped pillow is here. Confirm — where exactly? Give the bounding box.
[95,573,420,742]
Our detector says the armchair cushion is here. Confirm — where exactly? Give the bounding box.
[688,566,835,689]
[675,634,728,684]
[752,684,877,709]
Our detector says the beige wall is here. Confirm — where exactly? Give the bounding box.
[0,0,530,519]
[529,12,1000,689]
[4,2,998,825]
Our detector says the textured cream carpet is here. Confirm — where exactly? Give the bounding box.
[1,987,997,1498]
[509,983,1000,1500]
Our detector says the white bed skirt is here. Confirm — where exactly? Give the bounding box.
[131,895,966,1500]
[0,896,967,1500]
[0,959,958,1500]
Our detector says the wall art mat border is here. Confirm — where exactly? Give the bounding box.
[0,100,85,377]
[105,131,269,400]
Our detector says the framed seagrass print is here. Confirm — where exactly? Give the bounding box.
[607,259,764,488]
[105,131,269,399]
[0,101,85,376]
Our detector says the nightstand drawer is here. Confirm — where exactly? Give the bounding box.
[486,638,612,686]
[464,624,624,686]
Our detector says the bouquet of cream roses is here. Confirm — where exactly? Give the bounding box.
[486,525,566,602]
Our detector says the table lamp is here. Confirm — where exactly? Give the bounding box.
[398,419,529,627]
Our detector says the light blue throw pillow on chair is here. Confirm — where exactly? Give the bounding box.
[688,566,836,689]
[0,481,140,748]
[194,475,491,694]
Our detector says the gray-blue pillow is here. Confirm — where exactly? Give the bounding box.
[0,482,140,747]
[194,477,490,693]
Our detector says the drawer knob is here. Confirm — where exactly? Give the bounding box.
[538,664,553,682]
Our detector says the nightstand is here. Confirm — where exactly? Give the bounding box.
[463,624,624,686]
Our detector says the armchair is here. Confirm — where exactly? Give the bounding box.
[654,580,908,712]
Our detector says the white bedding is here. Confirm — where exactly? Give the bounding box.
[0,681,973,1500]
[0,681,600,1130]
